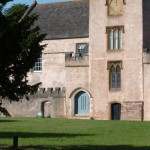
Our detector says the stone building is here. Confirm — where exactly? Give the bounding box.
[1,0,150,121]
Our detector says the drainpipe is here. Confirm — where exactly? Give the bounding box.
[141,102,144,122]
[142,49,144,122]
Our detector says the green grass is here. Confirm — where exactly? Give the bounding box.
[0,117,150,150]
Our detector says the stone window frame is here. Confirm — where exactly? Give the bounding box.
[33,57,42,72]
[107,61,123,90]
[69,88,93,117]
[105,0,126,16]
[106,26,124,51]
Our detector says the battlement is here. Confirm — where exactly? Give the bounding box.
[65,52,89,67]
[28,87,66,99]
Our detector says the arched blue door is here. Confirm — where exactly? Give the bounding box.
[111,103,121,120]
[75,91,90,115]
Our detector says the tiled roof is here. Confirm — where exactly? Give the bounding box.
[32,0,89,40]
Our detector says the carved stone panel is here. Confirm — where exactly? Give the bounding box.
[108,0,124,16]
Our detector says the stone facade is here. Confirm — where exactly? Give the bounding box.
[1,0,150,121]
[88,0,143,120]
[1,88,66,117]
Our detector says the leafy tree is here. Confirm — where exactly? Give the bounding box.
[0,1,46,101]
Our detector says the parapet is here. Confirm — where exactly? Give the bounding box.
[65,52,89,67]
[27,87,66,99]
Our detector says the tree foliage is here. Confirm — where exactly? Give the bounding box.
[0,1,46,101]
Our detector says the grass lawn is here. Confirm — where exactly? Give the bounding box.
[0,117,150,150]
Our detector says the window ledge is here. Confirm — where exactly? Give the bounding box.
[109,88,121,92]
[108,49,124,51]
[107,14,123,17]
[33,71,42,73]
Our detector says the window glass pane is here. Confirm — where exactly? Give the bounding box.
[33,58,42,71]
[110,66,116,88]
[119,30,122,49]
[114,30,118,49]
[76,43,88,53]
[109,30,113,49]
[116,65,121,88]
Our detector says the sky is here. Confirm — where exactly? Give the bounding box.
[6,0,70,8]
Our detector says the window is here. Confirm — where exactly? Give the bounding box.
[107,26,124,50]
[76,43,89,54]
[108,61,122,89]
[33,58,42,72]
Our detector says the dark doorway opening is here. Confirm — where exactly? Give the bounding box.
[111,103,121,120]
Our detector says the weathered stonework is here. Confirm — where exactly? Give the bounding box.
[65,53,89,67]
[121,101,144,121]
[107,0,124,16]
[1,88,66,118]
[1,0,150,121]
[143,51,150,120]
[89,0,143,121]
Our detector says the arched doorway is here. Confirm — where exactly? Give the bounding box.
[111,103,121,120]
[75,91,90,115]
[41,101,51,118]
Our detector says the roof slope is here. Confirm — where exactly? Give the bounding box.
[33,0,89,40]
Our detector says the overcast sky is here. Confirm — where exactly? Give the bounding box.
[6,0,70,8]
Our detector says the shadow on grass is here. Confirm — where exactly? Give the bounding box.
[0,120,20,123]
[1,145,150,150]
[0,132,93,139]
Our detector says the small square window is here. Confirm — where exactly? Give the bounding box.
[33,58,42,72]
[76,43,89,54]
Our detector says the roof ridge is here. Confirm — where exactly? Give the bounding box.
[37,0,89,5]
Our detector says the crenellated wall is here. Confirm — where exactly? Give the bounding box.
[1,87,66,117]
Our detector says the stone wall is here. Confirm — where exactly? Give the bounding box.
[27,38,89,88]
[121,101,143,121]
[143,51,150,120]
[26,37,90,118]
[1,1,147,121]
[1,88,66,118]
[89,0,143,120]
[65,52,89,67]
[141,0,150,121]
